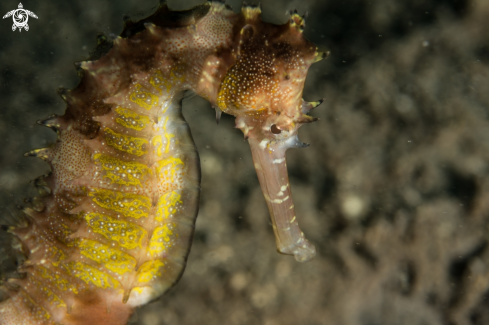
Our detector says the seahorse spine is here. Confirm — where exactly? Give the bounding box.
[0,1,327,324]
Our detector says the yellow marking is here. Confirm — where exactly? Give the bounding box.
[242,4,262,18]
[156,157,184,175]
[149,223,176,257]
[164,133,175,153]
[217,74,234,111]
[37,265,78,294]
[29,276,66,308]
[156,157,185,192]
[66,262,120,289]
[89,188,151,219]
[156,191,183,222]
[77,239,136,275]
[153,116,175,151]
[50,246,66,267]
[94,153,152,186]
[137,260,165,283]
[84,212,147,249]
[150,68,186,95]
[289,13,305,31]
[18,291,51,321]
[115,107,151,131]
[149,70,166,93]
[244,108,266,116]
[314,50,330,63]
[161,116,175,154]
[130,84,159,110]
[40,286,66,308]
[131,286,146,295]
[151,135,164,157]
[104,128,148,156]
[152,116,177,156]
[57,223,73,244]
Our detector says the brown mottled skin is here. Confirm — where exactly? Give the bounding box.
[0,1,326,324]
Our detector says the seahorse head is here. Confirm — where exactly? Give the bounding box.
[217,6,326,133]
[215,5,329,262]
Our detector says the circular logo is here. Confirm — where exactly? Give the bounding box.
[2,3,38,32]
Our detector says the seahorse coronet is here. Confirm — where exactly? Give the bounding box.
[0,1,327,324]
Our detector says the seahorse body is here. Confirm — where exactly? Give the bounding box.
[0,1,327,324]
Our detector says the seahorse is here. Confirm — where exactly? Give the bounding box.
[0,1,327,324]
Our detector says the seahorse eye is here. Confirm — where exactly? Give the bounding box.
[270,124,281,134]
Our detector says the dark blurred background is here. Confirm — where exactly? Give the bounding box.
[1,0,488,324]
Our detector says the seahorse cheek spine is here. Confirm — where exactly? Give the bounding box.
[0,2,327,324]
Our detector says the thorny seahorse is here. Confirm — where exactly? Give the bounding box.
[0,1,328,324]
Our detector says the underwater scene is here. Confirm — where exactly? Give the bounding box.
[0,0,488,324]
